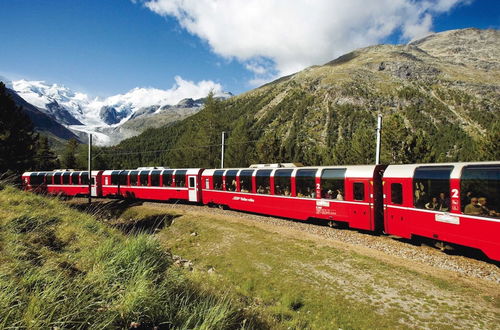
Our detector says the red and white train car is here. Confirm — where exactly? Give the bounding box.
[101,168,203,202]
[201,164,387,231]
[383,162,500,261]
[22,170,103,197]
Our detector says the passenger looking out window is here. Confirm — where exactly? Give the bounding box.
[461,165,500,218]
[413,166,452,210]
[296,169,317,198]
[274,169,292,196]
[320,168,345,200]
[225,170,238,192]
[239,170,253,193]
[425,197,439,210]
[256,170,271,194]
[213,170,224,190]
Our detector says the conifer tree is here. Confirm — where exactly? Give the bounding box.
[35,135,59,170]
[0,82,38,174]
[61,138,79,169]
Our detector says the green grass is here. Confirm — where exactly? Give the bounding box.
[0,187,257,329]
[156,211,500,329]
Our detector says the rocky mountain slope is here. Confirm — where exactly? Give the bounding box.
[104,28,499,168]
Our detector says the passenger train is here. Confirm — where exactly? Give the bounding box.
[22,161,500,262]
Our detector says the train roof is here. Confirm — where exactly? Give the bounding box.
[202,165,381,178]
[102,168,203,175]
[383,161,500,179]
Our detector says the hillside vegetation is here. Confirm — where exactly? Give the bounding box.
[100,28,499,169]
[0,185,256,329]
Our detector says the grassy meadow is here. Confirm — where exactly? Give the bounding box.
[0,186,257,329]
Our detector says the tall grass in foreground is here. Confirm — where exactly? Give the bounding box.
[0,186,252,329]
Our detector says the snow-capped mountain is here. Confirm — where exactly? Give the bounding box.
[11,77,231,145]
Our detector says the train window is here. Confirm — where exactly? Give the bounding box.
[30,173,43,185]
[129,171,139,186]
[175,170,187,187]
[189,177,195,188]
[274,169,292,196]
[320,168,345,200]
[239,170,253,193]
[62,172,70,185]
[225,170,238,191]
[296,169,317,198]
[354,182,364,201]
[151,170,161,186]
[119,171,129,186]
[391,183,403,205]
[46,173,53,185]
[140,171,149,186]
[71,172,80,185]
[413,166,452,210]
[256,169,272,194]
[162,170,173,187]
[213,170,224,190]
[111,171,120,185]
[81,172,89,185]
[53,172,62,185]
[461,165,500,217]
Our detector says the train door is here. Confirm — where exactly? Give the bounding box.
[188,175,198,202]
[383,178,412,238]
[91,173,98,197]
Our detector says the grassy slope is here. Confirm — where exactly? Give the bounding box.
[0,187,255,329]
[157,210,500,329]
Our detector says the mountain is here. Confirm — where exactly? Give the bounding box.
[101,28,500,169]
[4,87,80,143]
[11,79,231,145]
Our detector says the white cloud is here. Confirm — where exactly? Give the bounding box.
[142,0,469,84]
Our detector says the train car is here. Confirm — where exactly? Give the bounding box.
[22,170,103,197]
[101,168,203,202]
[201,164,387,231]
[383,162,500,261]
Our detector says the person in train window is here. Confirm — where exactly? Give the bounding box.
[414,182,427,207]
[284,187,290,196]
[425,197,439,210]
[478,197,500,217]
[438,192,450,211]
[336,189,344,201]
[464,198,483,215]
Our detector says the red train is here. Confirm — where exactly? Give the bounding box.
[22,161,500,261]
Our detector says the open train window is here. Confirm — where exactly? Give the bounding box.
[62,172,70,185]
[354,182,364,201]
[129,171,139,186]
[81,172,89,185]
[140,171,149,186]
[225,170,238,191]
[320,168,345,200]
[175,170,187,187]
[162,170,173,187]
[119,171,129,186]
[239,170,253,193]
[296,169,317,198]
[391,183,403,205]
[274,169,292,196]
[461,165,500,217]
[71,172,80,185]
[256,169,272,194]
[111,171,120,185]
[151,170,161,186]
[213,170,224,190]
[413,166,452,211]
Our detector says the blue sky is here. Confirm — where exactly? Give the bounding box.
[0,0,498,97]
